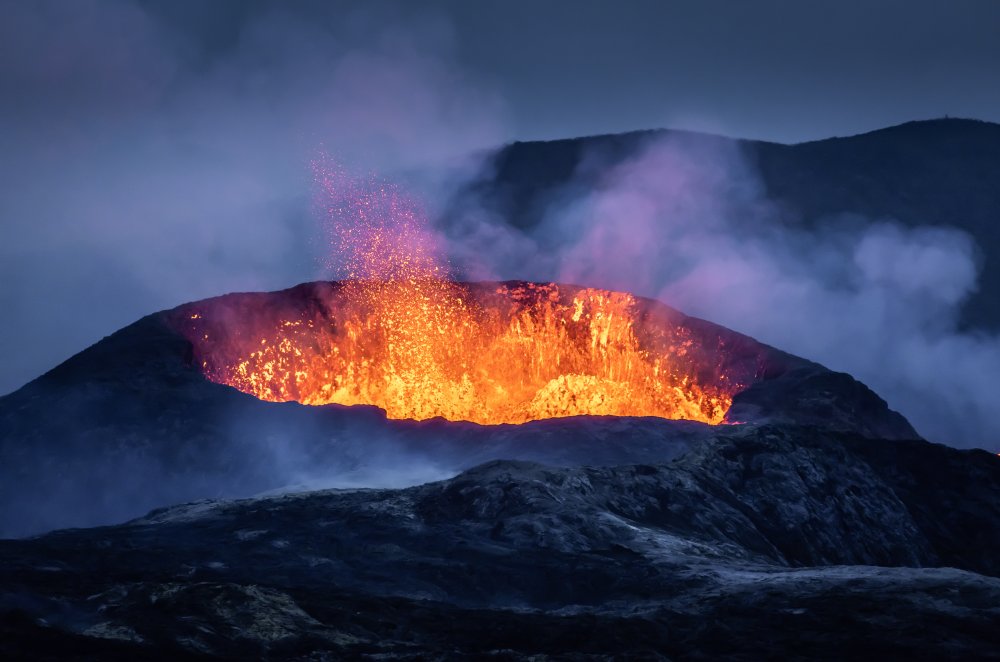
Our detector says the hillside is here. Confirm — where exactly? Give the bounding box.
[2,426,999,659]
[0,280,915,537]
[463,118,1000,328]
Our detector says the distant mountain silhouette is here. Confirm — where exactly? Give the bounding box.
[462,118,1000,328]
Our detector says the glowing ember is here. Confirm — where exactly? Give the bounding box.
[178,160,743,425]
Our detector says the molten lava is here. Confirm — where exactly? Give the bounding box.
[182,281,740,425]
[177,159,745,425]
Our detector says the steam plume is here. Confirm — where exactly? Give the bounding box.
[444,135,999,449]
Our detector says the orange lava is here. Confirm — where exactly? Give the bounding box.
[182,160,740,425]
[186,281,737,425]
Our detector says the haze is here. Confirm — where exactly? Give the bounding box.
[1,0,998,448]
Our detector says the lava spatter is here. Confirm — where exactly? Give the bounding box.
[181,160,737,425]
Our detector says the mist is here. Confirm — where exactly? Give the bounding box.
[443,135,999,449]
[2,1,997,453]
[0,0,506,395]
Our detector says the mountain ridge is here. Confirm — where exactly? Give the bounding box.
[461,117,1000,328]
[502,117,997,150]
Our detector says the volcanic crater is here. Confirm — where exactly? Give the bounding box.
[0,279,917,538]
[174,280,763,426]
[153,278,921,443]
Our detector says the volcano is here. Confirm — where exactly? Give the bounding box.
[0,279,915,535]
[3,280,999,660]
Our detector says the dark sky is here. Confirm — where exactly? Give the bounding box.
[140,0,1000,143]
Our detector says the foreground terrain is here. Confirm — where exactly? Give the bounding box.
[3,425,999,660]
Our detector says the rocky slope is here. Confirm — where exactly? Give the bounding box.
[0,281,915,537]
[1,425,998,659]
[2,279,991,658]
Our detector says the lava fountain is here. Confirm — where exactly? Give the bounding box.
[179,280,751,425]
[175,158,760,426]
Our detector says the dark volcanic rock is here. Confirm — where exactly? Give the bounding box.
[1,280,975,658]
[727,367,917,439]
[0,280,916,537]
[1,426,998,659]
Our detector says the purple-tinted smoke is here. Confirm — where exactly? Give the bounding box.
[444,136,999,449]
[0,0,506,395]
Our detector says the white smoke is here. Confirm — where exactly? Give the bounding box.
[2,1,996,453]
[445,135,1000,449]
[0,0,507,395]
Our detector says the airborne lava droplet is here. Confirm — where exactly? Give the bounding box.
[181,158,741,425]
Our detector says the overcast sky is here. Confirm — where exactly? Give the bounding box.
[142,0,1000,143]
[1,0,999,401]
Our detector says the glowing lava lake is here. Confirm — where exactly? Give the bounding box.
[171,280,784,426]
